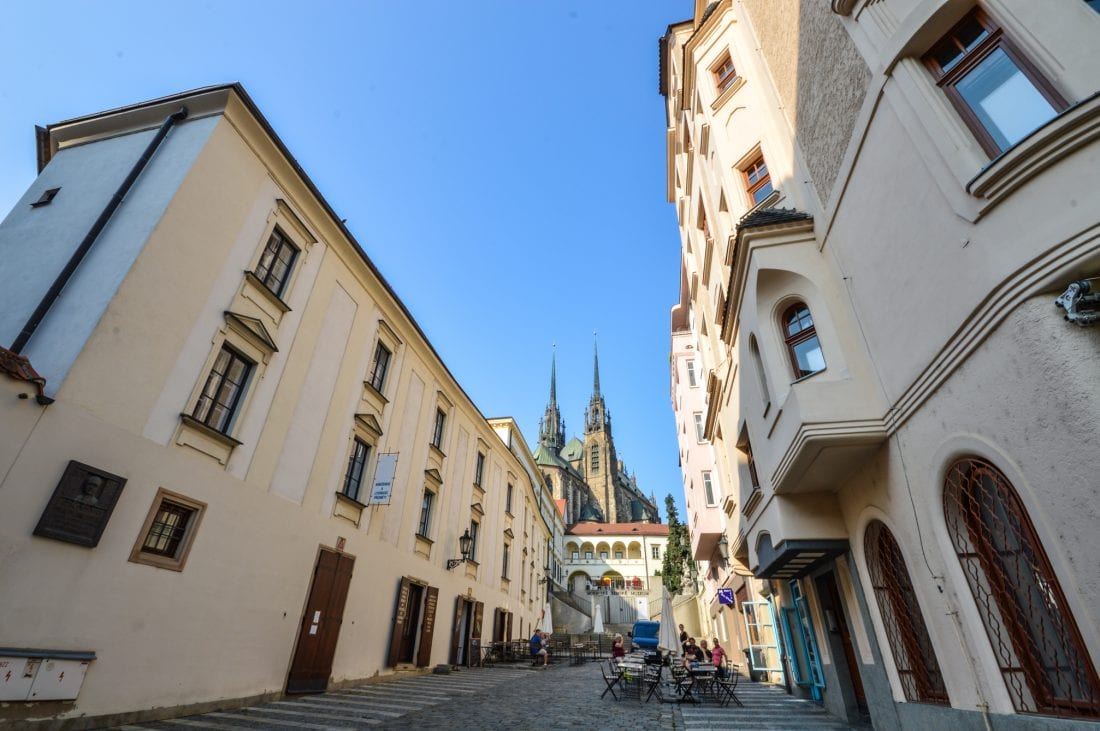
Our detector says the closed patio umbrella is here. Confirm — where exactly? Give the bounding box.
[592,602,604,634]
[540,601,554,634]
[657,587,679,657]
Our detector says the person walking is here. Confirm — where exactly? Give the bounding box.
[711,638,727,679]
[530,628,548,667]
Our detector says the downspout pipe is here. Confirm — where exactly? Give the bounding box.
[10,106,189,354]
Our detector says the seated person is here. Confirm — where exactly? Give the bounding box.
[699,639,713,663]
[612,633,626,659]
[682,638,705,667]
[530,629,548,667]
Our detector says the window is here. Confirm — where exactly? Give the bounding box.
[782,303,826,379]
[129,488,206,572]
[253,228,299,297]
[923,9,1066,157]
[417,489,435,537]
[600,551,609,560]
[686,359,698,387]
[590,445,599,471]
[944,458,1100,717]
[614,551,624,559]
[865,521,949,705]
[693,412,706,442]
[368,341,391,393]
[713,52,737,94]
[702,471,717,506]
[572,551,580,560]
[341,438,371,502]
[192,345,253,434]
[474,452,486,487]
[30,187,60,208]
[586,551,594,560]
[469,520,479,562]
[431,408,446,450]
[743,154,773,206]
[502,543,510,579]
[506,483,514,514]
[652,545,660,560]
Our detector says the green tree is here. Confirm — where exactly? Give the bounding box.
[662,494,691,594]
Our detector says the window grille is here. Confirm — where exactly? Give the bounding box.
[864,521,949,705]
[944,458,1100,718]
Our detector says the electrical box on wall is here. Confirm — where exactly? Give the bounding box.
[0,649,95,702]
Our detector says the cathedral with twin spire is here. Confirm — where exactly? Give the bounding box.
[531,344,661,525]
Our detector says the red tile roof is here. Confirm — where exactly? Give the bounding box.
[554,499,566,518]
[566,522,668,536]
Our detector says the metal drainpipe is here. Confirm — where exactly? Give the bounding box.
[10,106,189,354]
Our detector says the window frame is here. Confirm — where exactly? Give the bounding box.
[474,451,486,488]
[252,226,299,298]
[782,302,826,380]
[506,483,514,514]
[922,8,1067,158]
[128,488,207,572]
[712,52,738,94]
[502,542,511,580]
[693,412,706,443]
[469,520,480,562]
[191,344,254,435]
[686,358,698,388]
[367,341,392,394]
[417,488,435,538]
[341,437,372,503]
[431,408,447,450]
[742,154,774,206]
[702,471,717,506]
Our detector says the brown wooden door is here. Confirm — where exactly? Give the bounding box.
[387,578,412,667]
[287,548,354,693]
[416,586,438,667]
[450,598,467,665]
[398,583,424,664]
[816,572,866,709]
[505,611,513,642]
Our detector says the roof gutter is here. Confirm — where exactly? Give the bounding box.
[11,106,189,356]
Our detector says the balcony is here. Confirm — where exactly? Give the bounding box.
[689,504,725,560]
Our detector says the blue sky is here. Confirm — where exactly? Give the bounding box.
[0,1,692,520]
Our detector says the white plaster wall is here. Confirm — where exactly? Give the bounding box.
[0,117,217,394]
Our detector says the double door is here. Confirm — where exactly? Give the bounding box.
[287,548,355,693]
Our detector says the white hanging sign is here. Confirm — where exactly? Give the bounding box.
[368,453,398,505]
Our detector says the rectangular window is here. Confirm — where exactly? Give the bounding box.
[368,342,391,393]
[713,52,737,93]
[502,543,510,579]
[506,483,514,514]
[342,438,371,502]
[615,551,624,559]
[571,551,580,560]
[417,489,435,537]
[923,9,1066,157]
[585,551,593,560]
[431,408,446,449]
[743,154,773,206]
[192,345,253,434]
[652,545,660,560]
[600,551,608,560]
[694,412,706,442]
[469,520,479,562]
[474,452,485,487]
[686,359,698,387]
[129,488,206,572]
[747,442,761,491]
[253,228,299,297]
[703,471,717,506]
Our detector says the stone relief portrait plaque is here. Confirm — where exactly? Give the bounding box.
[33,461,127,547]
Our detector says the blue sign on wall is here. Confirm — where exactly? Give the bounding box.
[717,588,735,606]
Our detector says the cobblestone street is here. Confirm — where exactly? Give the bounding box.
[111,663,861,730]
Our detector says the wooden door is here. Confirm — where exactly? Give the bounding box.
[416,586,438,667]
[816,572,866,708]
[387,578,412,667]
[287,548,355,693]
[450,597,467,665]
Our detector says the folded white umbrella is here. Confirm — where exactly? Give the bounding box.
[593,602,604,634]
[657,586,679,656]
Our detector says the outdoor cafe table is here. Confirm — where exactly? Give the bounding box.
[614,658,647,700]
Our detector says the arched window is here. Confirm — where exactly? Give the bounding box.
[782,302,825,379]
[864,521,949,705]
[944,458,1100,718]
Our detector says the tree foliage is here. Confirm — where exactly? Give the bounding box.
[662,494,691,594]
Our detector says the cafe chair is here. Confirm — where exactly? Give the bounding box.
[601,659,623,701]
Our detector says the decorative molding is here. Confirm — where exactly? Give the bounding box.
[967,92,1100,212]
[224,311,278,353]
[274,198,317,247]
[179,413,243,448]
[353,412,383,440]
[710,75,746,112]
[424,468,443,486]
[242,271,291,314]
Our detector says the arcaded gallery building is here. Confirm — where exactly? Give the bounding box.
[662,0,1100,729]
[0,85,553,728]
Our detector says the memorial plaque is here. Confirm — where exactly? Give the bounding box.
[33,461,126,547]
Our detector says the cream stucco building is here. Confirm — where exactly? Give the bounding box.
[663,1,1100,728]
[0,85,554,729]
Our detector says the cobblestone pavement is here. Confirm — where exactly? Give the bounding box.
[110,662,862,730]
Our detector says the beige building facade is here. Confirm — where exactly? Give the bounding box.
[0,85,552,729]
[663,1,1100,728]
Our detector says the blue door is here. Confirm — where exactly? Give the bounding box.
[789,580,825,702]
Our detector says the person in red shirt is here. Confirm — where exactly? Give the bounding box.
[711,638,727,678]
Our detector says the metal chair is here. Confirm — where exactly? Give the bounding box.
[642,661,664,703]
[600,659,623,701]
[713,664,744,707]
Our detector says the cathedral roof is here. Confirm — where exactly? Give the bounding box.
[561,436,584,461]
[532,443,571,469]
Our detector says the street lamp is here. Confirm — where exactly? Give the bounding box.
[717,534,730,562]
[446,528,474,570]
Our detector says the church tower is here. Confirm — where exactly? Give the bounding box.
[584,337,619,520]
[538,350,565,451]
